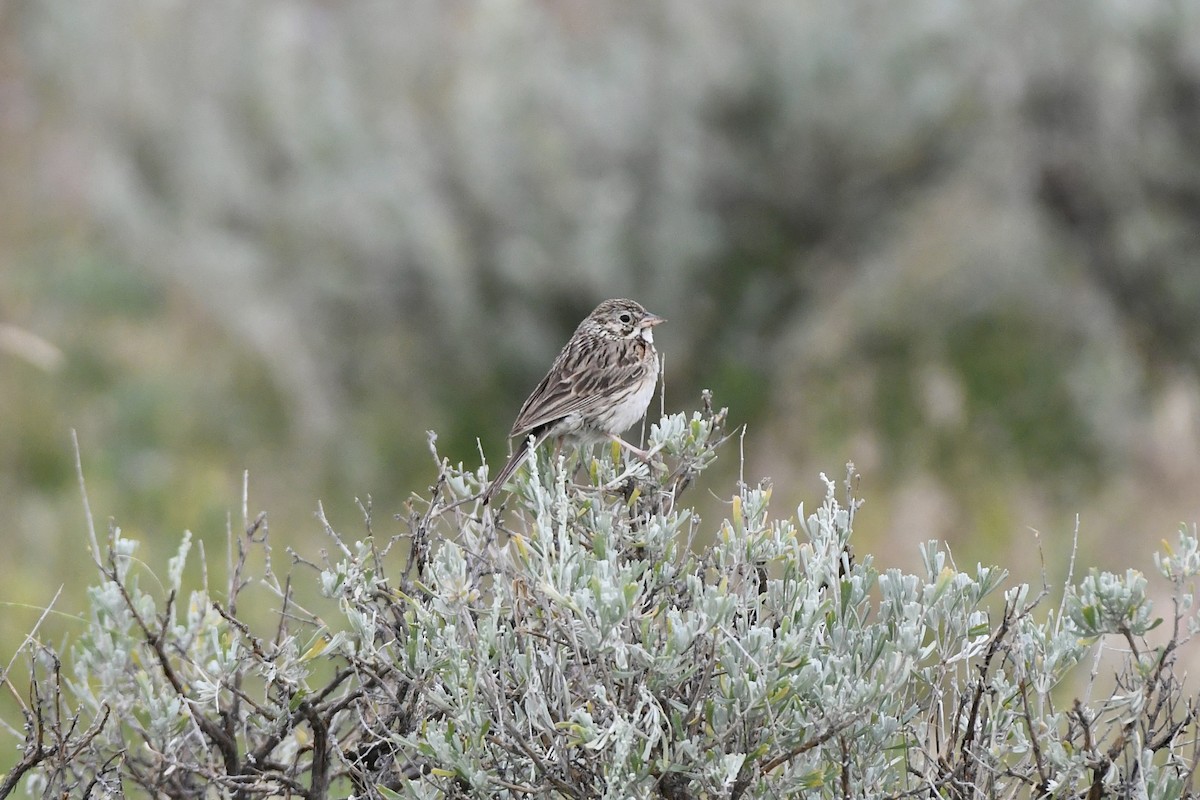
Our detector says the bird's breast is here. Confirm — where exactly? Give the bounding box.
[596,356,658,435]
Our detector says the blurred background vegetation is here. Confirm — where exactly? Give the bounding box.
[2,0,1200,772]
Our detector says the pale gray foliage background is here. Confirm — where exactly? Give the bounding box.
[3,0,1200,697]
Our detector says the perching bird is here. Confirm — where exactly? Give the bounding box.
[482,298,665,505]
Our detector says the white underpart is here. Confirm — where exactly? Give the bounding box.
[632,326,654,344]
[605,363,658,433]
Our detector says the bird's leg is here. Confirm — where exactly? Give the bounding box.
[608,434,661,462]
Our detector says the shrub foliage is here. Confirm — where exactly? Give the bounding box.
[4,394,1200,798]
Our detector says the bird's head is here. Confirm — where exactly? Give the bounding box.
[587,298,666,343]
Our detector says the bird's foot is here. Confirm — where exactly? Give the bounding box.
[609,435,667,472]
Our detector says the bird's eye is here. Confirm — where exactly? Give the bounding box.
[619,313,632,324]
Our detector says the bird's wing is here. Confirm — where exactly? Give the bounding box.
[509,341,648,438]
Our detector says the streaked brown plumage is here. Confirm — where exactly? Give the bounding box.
[482,298,665,505]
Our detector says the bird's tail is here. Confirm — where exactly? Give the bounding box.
[482,435,542,505]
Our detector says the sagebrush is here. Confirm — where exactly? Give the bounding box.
[3,394,1199,798]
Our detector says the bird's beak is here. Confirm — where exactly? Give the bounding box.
[641,313,666,328]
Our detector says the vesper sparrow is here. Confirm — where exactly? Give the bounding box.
[482,298,665,505]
